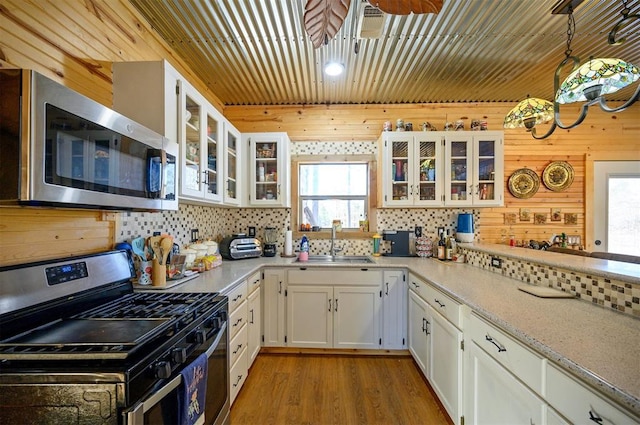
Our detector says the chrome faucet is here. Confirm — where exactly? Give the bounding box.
[330,224,343,256]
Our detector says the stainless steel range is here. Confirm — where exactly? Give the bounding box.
[0,250,229,425]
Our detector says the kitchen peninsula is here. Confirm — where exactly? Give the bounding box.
[153,244,640,423]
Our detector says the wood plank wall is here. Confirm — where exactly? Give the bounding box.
[0,0,224,266]
[0,0,638,265]
[225,103,640,247]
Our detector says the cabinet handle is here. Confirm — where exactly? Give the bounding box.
[475,184,479,196]
[277,184,281,195]
[485,334,507,352]
[202,170,209,185]
[232,343,243,355]
[588,410,603,424]
[335,298,338,312]
[425,319,430,335]
[249,308,254,324]
[233,318,243,327]
[233,374,243,387]
[253,278,260,286]
[421,318,427,332]
[328,299,332,312]
[411,281,419,289]
[279,281,282,294]
[435,299,445,308]
[385,282,389,295]
[233,294,242,302]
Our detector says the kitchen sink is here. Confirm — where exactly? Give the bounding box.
[295,255,375,264]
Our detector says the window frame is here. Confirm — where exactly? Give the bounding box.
[291,155,377,238]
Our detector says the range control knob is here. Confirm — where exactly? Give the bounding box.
[154,361,172,379]
[191,329,207,344]
[171,347,187,364]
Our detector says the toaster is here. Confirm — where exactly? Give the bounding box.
[220,235,262,260]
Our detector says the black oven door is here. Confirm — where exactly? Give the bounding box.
[124,323,229,425]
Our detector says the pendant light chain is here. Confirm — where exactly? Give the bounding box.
[564,5,576,59]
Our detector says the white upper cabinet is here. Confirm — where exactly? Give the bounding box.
[224,121,242,206]
[444,131,504,206]
[113,59,237,206]
[380,132,444,207]
[179,80,224,203]
[379,131,503,207]
[243,132,291,207]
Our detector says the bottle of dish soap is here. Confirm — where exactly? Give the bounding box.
[299,234,309,261]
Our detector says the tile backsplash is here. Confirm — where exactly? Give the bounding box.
[118,140,481,251]
[461,247,640,318]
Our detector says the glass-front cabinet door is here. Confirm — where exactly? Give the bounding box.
[444,132,503,206]
[444,134,472,205]
[245,132,291,207]
[203,104,223,202]
[224,121,241,205]
[473,133,503,206]
[382,132,443,207]
[414,134,443,206]
[180,88,204,199]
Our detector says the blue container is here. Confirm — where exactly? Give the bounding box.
[457,213,474,234]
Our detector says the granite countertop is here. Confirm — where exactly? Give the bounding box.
[142,251,640,415]
[459,242,640,285]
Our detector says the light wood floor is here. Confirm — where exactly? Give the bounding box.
[230,353,453,425]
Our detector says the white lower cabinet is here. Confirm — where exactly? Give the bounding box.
[262,268,286,346]
[286,284,381,349]
[408,275,463,424]
[224,279,249,405]
[285,268,382,349]
[381,270,407,349]
[247,285,261,367]
[545,363,639,425]
[465,339,545,425]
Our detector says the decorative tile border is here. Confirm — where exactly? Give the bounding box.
[461,248,640,318]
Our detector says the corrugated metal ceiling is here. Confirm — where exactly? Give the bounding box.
[128,0,640,106]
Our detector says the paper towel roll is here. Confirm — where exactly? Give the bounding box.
[284,230,293,256]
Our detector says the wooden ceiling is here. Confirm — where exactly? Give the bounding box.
[129,0,640,106]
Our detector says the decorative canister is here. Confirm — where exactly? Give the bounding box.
[383,121,392,131]
[182,248,197,268]
[444,122,453,131]
[396,119,405,131]
[405,122,413,131]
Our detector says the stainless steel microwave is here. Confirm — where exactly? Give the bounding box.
[0,69,178,211]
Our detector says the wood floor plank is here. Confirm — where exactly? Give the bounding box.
[231,354,453,425]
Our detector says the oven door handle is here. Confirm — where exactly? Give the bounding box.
[205,321,227,357]
[125,374,182,423]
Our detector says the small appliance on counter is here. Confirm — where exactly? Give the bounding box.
[220,234,262,260]
[456,213,474,243]
[263,227,278,257]
[382,230,415,257]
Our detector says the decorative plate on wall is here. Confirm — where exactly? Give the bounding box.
[508,168,540,199]
[542,161,574,192]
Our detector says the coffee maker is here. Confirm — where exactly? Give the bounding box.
[382,230,414,256]
[263,227,278,257]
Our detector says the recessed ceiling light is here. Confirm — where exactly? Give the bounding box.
[324,62,344,76]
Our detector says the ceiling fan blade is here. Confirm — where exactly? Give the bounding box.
[304,0,351,49]
[368,0,443,15]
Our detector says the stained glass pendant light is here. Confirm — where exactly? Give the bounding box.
[503,97,554,130]
[556,58,640,104]
[504,0,640,139]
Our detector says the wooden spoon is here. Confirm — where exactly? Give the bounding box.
[160,236,174,266]
[148,236,163,263]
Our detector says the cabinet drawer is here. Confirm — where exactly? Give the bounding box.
[230,346,248,405]
[228,299,247,340]
[227,281,248,313]
[424,284,461,328]
[408,274,430,301]
[468,313,544,395]
[247,271,261,295]
[545,363,638,424]
[288,269,380,286]
[230,322,248,368]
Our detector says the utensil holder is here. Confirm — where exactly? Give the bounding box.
[152,259,167,287]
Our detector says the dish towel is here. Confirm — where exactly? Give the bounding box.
[179,353,208,425]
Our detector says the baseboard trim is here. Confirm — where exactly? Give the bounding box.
[259,347,411,356]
